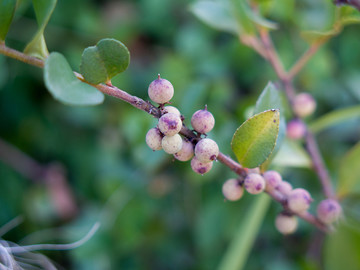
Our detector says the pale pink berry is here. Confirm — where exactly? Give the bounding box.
[244,173,266,194]
[263,170,282,192]
[191,156,213,175]
[191,107,215,134]
[293,93,316,118]
[276,181,293,196]
[162,106,181,116]
[317,199,342,224]
[161,134,183,154]
[194,138,219,163]
[158,113,182,136]
[145,127,163,151]
[174,139,194,161]
[222,179,244,201]
[148,76,174,104]
[287,119,306,139]
[287,188,312,213]
[275,214,298,235]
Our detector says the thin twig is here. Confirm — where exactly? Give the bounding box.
[0,43,44,68]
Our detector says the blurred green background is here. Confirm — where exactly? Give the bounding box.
[0,0,360,269]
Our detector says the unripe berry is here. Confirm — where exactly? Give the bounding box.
[275,214,298,235]
[191,106,215,134]
[163,106,181,117]
[276,181,293,196]
[194,138,219,163]
[145,128,163,151]
[287,119,306,140]
[293,93,316,118]
[244,173,266,194]
[191,156,213,175]
[174,139,194,161]
[161,134,183,154]
[317,199,342,224]
[222,179,244,201]
[263,170,282,192]
[148,76,174,104]
[158,113,182,136]
[287,188,312,213]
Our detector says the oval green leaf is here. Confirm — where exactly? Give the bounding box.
[231,109,280,168]
[80,38,130,85]
[0,0,16,42]
[44,52,104,106]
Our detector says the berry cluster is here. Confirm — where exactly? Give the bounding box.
[145,75,219,175]
[222,170,342,234]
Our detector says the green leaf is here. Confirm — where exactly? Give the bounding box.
[44,52,104,106]
[337,142,360,198]
[80,38,130,85]
[231,109,280,168]
[217,194,270,270]
[24,0,57,59]
[239,1,277,30]
[309,105,360,134]
[271,139,312,168]
[324,221,360,270]
[0,0,16,41]
[189,0,240,35]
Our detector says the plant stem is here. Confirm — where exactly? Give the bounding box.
[0,43,44,68]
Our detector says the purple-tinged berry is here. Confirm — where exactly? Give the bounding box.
[163,106,181,116]
[287,188,312,213]
[174,139,194,161]
[317,199,342,224]
[244,173,266,194]
[145,127,163,151]
[161,134,183,154]
[276,181,293,196]
[222,179,244,201]
[191,156,213,175]
[191,106,215,134]
[194,138,219,163]
[148,75,174,104]
[263,170,282,192]
[158,113,182,136]
[275,214,298,235]
[293,93,316,118]
[287,119,306,140]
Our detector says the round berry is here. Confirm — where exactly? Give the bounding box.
[145,128,163,151]
[148,75,174,104]
[293,93,316,118]
[194,138,219,163]
[317,199,342,224]
[222,179,244,201]
[158,113,182,136]
[244,173,266,194]
[162,106,181,117]
[275,214,298,235]
[191,106,215,134]
[287,188,312,213]
[191,156,213,175]
[287,119,306,140]
[161,134,183,154]
[174,139,194,161]
[263,170,282,192]
[276,181,293,196]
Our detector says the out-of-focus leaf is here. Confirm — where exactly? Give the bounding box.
[231,109,279,168]
[309,105,360,134]
[271,139,311,168]
[240,2,277,30]
[0,0,16,41]
[80,38,130,85]
[337,142,360,198]
[24,0,57,59]
[44,52,104,106]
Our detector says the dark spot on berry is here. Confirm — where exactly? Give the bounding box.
[198,167,206,174]
[210,155,217,161]
[327,203,336,211]
[273,120,276,123]
[256,184,263,191]
[165,119,178,129]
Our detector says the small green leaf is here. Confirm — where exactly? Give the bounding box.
[240,1,277,30]
[271,139,312,168]
[80,38,130,85]
[231,109,280,168]
[0,0,16,42]
[337,142,360,198]
[44,52,104,106]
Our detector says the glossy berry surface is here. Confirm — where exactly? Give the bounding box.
[222,179,244,201]
[263,170,282,192]
[148,76,174,104]
[162,106,181,116]
[287,188,312,213]
[194,138,219,163]
[145,128,163,151]
[161,134,183,154]
[244,173,266,194]
[191,107,215,134]
[191,156,213,175]
[174,139,194,161]
[158,113,182,136]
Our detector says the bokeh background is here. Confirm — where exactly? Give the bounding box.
[1,0,360,269]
